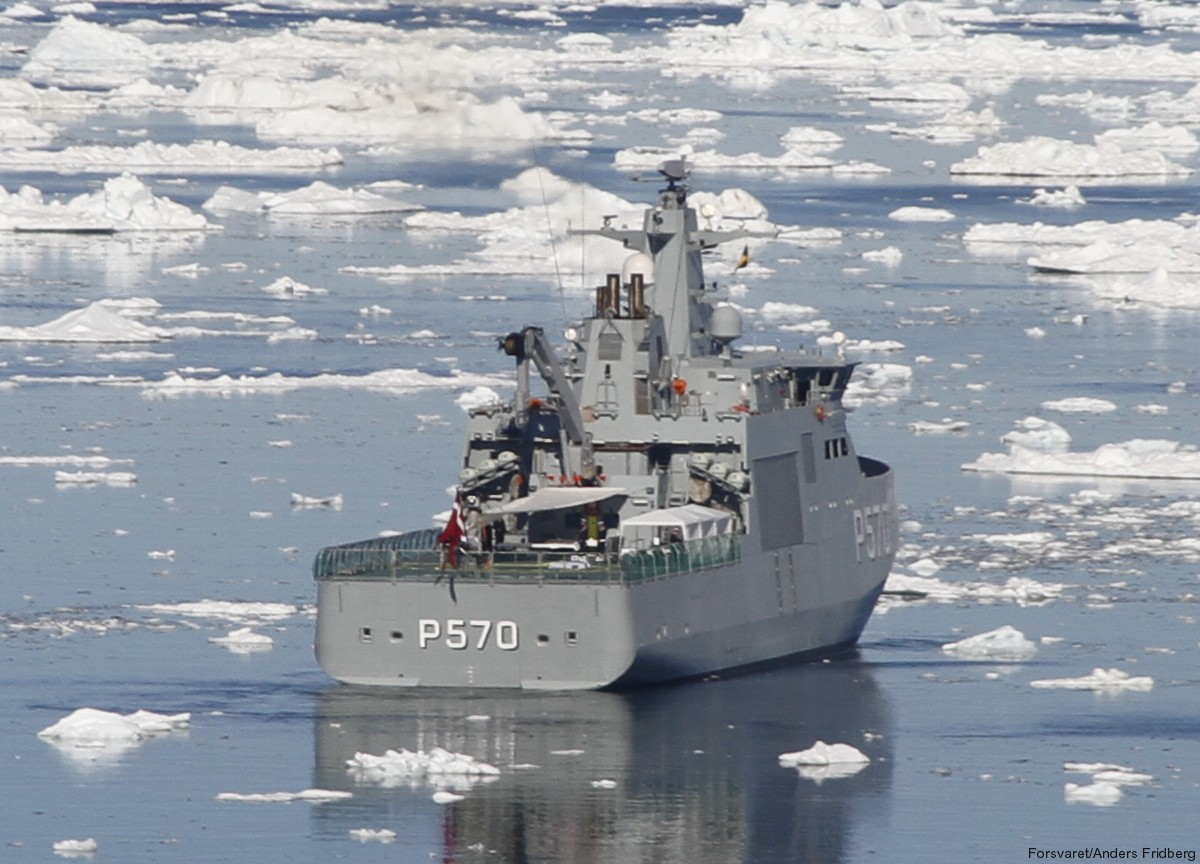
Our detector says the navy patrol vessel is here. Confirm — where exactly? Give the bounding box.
[313,161,897,689]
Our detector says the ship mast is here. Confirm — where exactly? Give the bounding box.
[580,159,749,362]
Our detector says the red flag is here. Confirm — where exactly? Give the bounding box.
[436,493,465,567]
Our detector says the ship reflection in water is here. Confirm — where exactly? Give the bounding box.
[312,659,891,862]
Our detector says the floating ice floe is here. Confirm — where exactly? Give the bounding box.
[188,61,577,149]
[0,454,132,469]
[778,741,870,783]
[52,837,98,857]
[208,627,274,654]
[613,143,887,175]
[24,16,152,88]
[867,106,1003,144]
[878,573,1068,612]
[964,416,1200,480]
[260,276,328,299]
[1031,240,1200,276]
[347,746,501,793]
[889,206,955,222]
[456,386,504,414]
[130,367,512,399]
[951,136,1191,180]
[38,707,189,767]
[39,707,190,745]
[1025,186,1086,208]
[842,338,904,353]
[1030,668,1153,693]
[1096,121,1199,155]
[0,301,163,343]
[844,363,913,407]
[1065,762,1153,786]
[862,246,902,266]
[349,828,396,844]
[1062,761,1153,806]
[865,81,971,109]
[55,470,138,487]
[216,788,352,803]
[0,174,207,232]
[964,214,1200,258]
[0,140,342,175]
[941,625,1037,661]
[134,600,302,624]
[1041,397,1117,414]
[204,180,422,216]
[290,492,344,510]
[908,419,969,434]
[1064,781,1124,807]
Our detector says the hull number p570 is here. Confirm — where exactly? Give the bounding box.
[418,618,519,650]
[853,505,892,562]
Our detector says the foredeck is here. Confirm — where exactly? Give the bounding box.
[312,529,741,586]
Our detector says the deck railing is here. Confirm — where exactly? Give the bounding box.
[312,530,741,586]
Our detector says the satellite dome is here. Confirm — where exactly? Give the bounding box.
[621,252,654,285]
[711,304,743,344]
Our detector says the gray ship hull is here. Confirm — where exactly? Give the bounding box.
[314,467,893,690]
[312,162,900,690]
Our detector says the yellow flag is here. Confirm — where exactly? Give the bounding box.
[733,244,750,273]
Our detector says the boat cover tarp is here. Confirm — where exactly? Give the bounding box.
[494,486,628,515]
[619,504,732,544]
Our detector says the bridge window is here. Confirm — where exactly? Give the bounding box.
[823,438,849,459]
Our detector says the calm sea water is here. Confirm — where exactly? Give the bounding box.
[4,2,1200,862]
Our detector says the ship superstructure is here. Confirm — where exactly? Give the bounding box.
[313,161,897,689]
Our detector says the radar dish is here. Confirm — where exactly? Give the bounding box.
[658,158,690,183]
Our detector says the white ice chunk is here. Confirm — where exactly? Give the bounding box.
[1030,668,1153,692]
[1096,122,1198,155]
[260,276,328,299]
[37,707,190,761]
[889,206,955,222]
[216,788,352,803]
[25,17,152,88]
[952,136,1190,179]
[845,363,913,407]
[862,246,903,266]
[208,627,274,654]
[290,492,344,510]
[877,573,1068,612]
[54,470,137,487]
[0,140,342,175]
[778,741,870,766]
[1041,397,1117,414]
[52,837,98,856]
[1064,781,1123,806]
[348,746,500,790]
[455,386,504,414]
[349,828,396,843]
[134,600,300,624]
[205,180,422,216]
[1026,186,1086,208]
[965,423,1200,480]
[133,367,510,399]
[941,625,1037,661]
[908,419,969,434]
[0,301,163,343]
[779,741,870,783]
